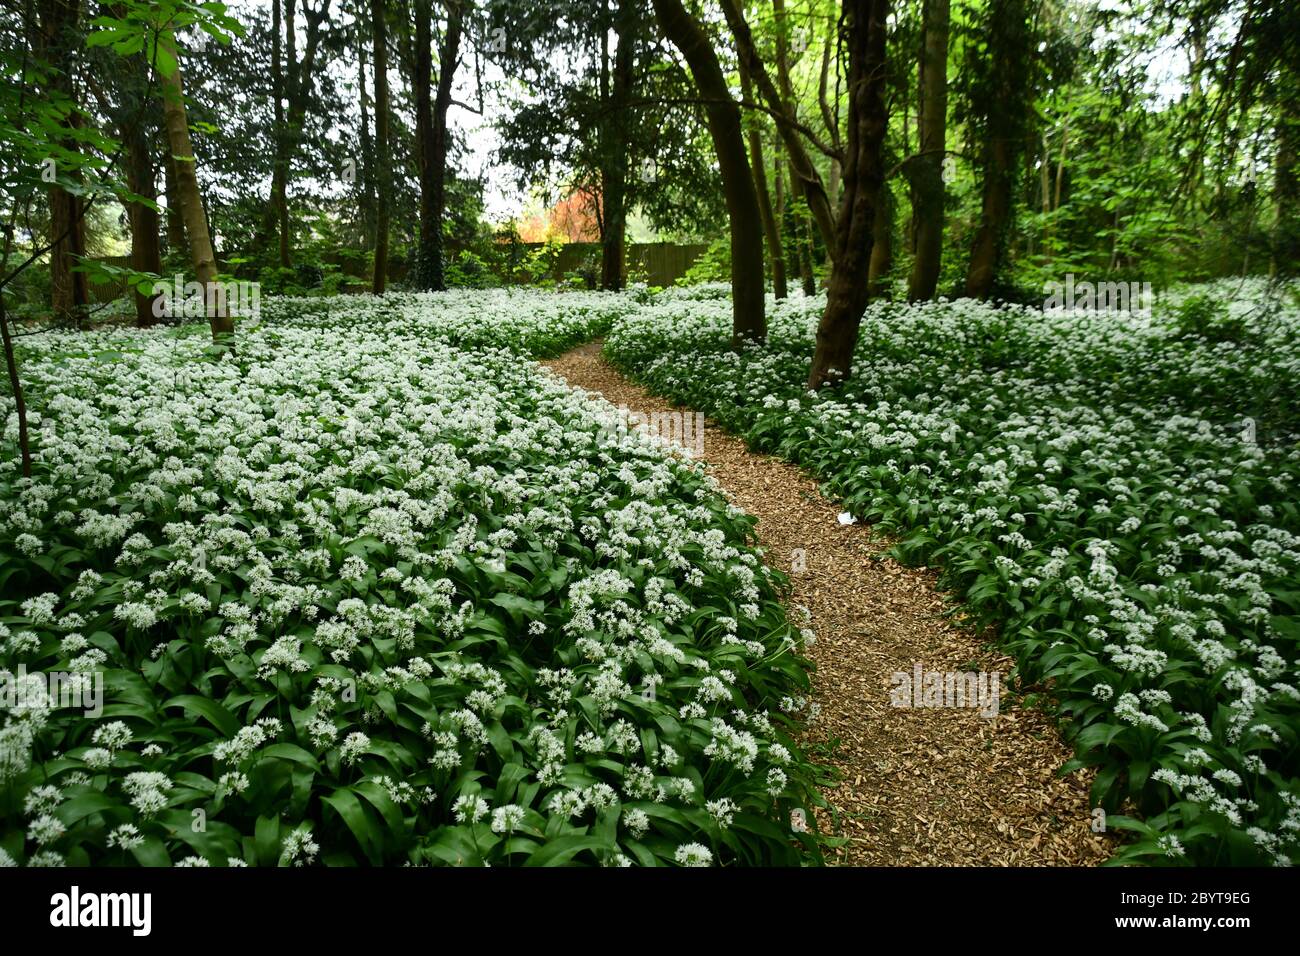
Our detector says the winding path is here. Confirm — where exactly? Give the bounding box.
[543,341,1113,866]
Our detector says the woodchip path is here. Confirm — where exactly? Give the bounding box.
[543,340,1114,866]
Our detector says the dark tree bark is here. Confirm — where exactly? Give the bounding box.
[965,137,1013,298]
[358,30,376,250]
[775,0,818,296]
[86,54,164,326]
[807,0,889,389]
[425,0,463,291]
[906,0,948,301]
[741,63,787,299]
[600,0,634,291]
[163,140,186,253]
[787,164,817,296]
[964,0,1032,299]
[40,0,89,322]
[371,0,390,293]
[121,89,163,326]
[867,180,892,296]
[413,0,435,288]
[652,0,765,345]
[270,0,290,267]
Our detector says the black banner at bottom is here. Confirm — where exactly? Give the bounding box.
[0,865,1289,943]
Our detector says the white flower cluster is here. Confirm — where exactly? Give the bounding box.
[605,282,1300,864]
[0,290,811,866]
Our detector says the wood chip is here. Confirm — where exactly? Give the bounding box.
[542,342,1114,867]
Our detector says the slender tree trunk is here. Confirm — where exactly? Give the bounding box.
[358,34,375,250]
[600,0,633,291]
[1272,68,1298,276]
[270,0,290,268]
[427,1,463,291]
[158,32,230,338]
[740,65,787,298]
[789,167,817,296]
[123,106,162,326]
[808,0,889,389]
[868,181,892,296]
[776,155,815,297]
[778,0,822,298]
[87,52,164,326]
[371,0,390,294]
[965,136,1013,298]
[1039,131,1050,254]
[964,0,1032,299]
[41,0,89,323]
[163,141,186,253]
[252,1,329,253]
[652,0,765,345]
[413,0,435,289]
[0,292,31,477]
[0,212,30,475]
[1053,116,1069,211]
[906,0,948,301]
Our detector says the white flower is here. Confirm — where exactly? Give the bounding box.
[490,804,526,833]
[674,842,713,867]
[27,814,66,846]
[339,732,370,765]
[453,794,490,824]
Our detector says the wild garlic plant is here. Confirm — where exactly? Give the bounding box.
[605,280,1300,866]
[0,292,819,867]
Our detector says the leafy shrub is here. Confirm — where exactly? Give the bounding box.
[1172,292,1246,343]
[677,239,730,286]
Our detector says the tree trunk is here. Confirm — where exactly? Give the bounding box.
[652,0,765,345]
[270,0,290,268]
[963,0,1032,300]
[777,0,820,298]
[808,0,889,390]
[41,0,89,323]
[965,136,1012,298]
[868,181,892,296]
[358,33,375,250]
[600,0,634,291]
[251,1,330,254]
[789,167,817,296]
[158,31,230,339]
[741,64,787,299]
[163,142,186,253]
[906,0,948,302]
[427,0,463,291]
[123,102,163,326]
[0,293,31,477]
[1272,68,1298,276]
[371,0,390,294]
[413,0,435,289]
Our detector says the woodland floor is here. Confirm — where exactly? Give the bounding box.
[542,340,1116,866]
